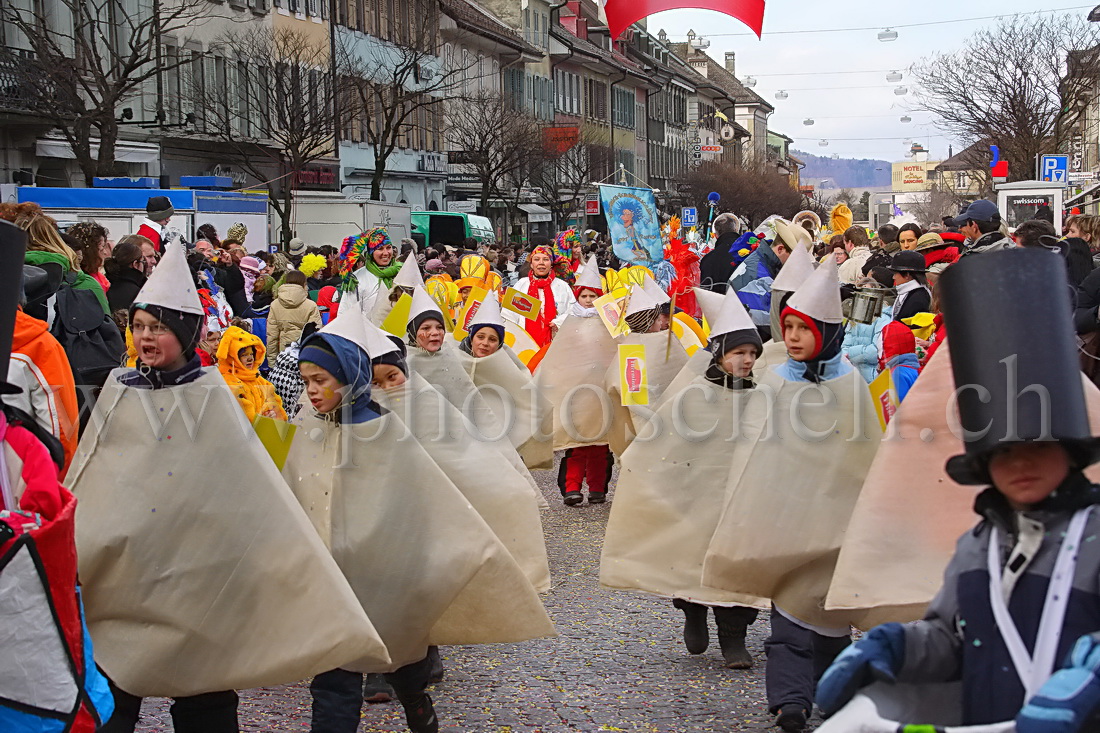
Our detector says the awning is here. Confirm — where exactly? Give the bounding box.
[36,137,161,164]
[1066,181,1100,206]
[517,203,552,222]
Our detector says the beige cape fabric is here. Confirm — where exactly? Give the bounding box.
[454,346,554,470]
[600,374,768,608]
[534,315,627,451]
[67,369,388,697]
[603,331,689,456]
[408,344,544,507]
[284,407,556,671]
[825,343,1100,627]
[700,366,882,628]
[377,373,551,592]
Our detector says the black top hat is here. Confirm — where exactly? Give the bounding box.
[0,220,29,395]
[888,250,927,274]
[940,247,1100,484]
[146,195,174,220]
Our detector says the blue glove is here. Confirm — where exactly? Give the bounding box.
[1017,634,1100,733]
[815,622,906,717]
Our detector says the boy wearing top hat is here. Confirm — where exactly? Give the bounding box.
[817,247,1100,731]
[888,250,931,323]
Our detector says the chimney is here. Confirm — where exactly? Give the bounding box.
[724,51,735,76]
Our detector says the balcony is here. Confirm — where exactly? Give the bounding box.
[0,52,48,113]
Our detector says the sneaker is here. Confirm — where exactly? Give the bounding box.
[363,673,394,703]
[775,704,807,733]
[588,492,606,504]
[563,491,583,506]
[402,692,439,733]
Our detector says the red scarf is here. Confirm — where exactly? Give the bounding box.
[526,273,558,347]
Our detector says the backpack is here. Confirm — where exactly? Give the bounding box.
[49,273,125,421]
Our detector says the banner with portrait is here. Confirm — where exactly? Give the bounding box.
[599,185,664,264]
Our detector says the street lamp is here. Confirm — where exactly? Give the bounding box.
[819,139,829,147]
[803,118,814,126]
[900,115,912,123]
[894,86,909,96]
[775,90,788,100]
[878,28,898,42]
[744,76,757,88]
[886,70,903,82]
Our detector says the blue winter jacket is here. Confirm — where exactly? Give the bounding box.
[841,306,893,384]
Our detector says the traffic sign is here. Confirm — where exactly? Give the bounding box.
[1041,154,1069,183]
[682,207,698,226]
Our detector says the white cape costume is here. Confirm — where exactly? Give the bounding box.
[67,369,388,697]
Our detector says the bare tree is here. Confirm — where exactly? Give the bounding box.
[680,161,805,226]
[908,187,967,228]
[444,91,541,215]
[913,14,1100,183]
[530,132,615,227]
[339,0,480,200]
[191,27,352,247]
[0,0,216,184]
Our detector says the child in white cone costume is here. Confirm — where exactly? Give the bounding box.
[601,287,768,669]
[284,308,554,733]
[68,242,387,733]
[538,256,621,505]
[455,295,554,471]
[697,257,882,733]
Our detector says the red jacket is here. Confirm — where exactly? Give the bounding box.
[136,221,163,252]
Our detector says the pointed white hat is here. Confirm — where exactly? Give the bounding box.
[363,319,400,359]
[407,286,443,325]
[641,273,671,305]
[574,254,603,292]
[693,287,725,325]
[319,304,373,355]
[786,255,843,324]
[772,241,817,293]
[772,219,813,252]
[624,283,660,317]
[469,293,505,329]
[709,291,757,338]
[133,241,203,316]
[392,254,423,289]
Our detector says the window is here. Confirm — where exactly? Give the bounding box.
[524,8,531,43]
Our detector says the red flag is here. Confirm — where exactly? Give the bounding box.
[604,0,765,41]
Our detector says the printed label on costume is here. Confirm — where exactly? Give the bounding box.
[868,368,898,430]
[618,344,649,406]
[453,286,489,341]
[594,290,630,338]
[502,287,543,321]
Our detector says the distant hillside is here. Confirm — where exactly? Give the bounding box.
[793,150,892,188]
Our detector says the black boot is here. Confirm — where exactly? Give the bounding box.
[400,692,439,733]
[426,645,444,684]
[363,673,394,703]
[715,606,758,669]
[387,655,439,733]
[672,598,709,654]
[775,703,808,732]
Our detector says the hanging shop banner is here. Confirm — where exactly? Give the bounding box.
[599,184,664,264]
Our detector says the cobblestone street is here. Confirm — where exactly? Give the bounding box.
[137,460,782,731]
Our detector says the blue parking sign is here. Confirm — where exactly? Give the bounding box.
[681,207,698,226]
[1041,155,1068,184]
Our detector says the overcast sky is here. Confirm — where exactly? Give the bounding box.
[648,1,1094,163]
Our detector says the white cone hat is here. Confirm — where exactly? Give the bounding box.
[772,240,817,293]
[574,255,603,293]
[641,273,670,305]
[693,287,725,325]
[786,255,843,324]
[363,319,400,359]
[624,284,660,317]
[469,293,505,329]
[407,286,442,326]
[319,304,373,356]
[133,239,203,316]
[393,255,423,289]
[709,291,757,338]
